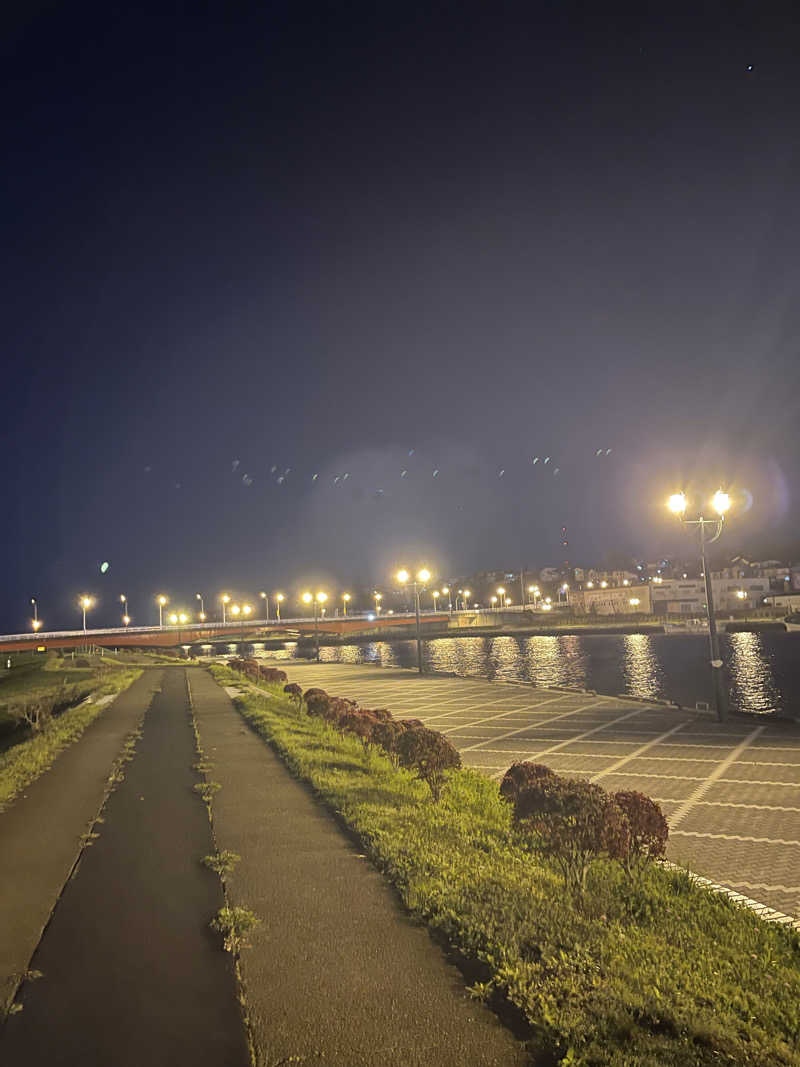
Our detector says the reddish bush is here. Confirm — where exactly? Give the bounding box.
[340,708,378,749]
[283,682,303,706]
[612,790,669,874]
[260,666,288,684]
[371,720,405,765]
[369,708,393,722]
[304,689,331,717]
[513,776,630,896]
[499,762,555,805]
[396,726,462,801]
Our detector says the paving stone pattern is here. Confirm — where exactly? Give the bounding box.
[283,662,800,918]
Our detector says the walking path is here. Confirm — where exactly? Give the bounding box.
[0,670,160,1013]
[190,668,529,1065]
[280,661,800,919]
[0,668,250,1066]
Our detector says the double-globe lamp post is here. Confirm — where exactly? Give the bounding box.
[667,489,732,721]
[302,591,327,662]
[120,594,130,626]
[196,593,206,622]
[396,568,431,674]
[31,597,41,632]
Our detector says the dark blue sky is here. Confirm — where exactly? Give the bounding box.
[3,3,799,630]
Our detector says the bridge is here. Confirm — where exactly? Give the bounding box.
[0,613,452,653]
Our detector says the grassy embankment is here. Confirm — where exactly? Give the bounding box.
[0,654,142,811]
[210,662,800,1067]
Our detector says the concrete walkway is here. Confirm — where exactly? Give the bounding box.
[190,668,530,1066]
[281,661,800,920]
[0,669,250,1066]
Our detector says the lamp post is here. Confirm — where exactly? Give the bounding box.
[396,568,431,674]
[432,590,440,612]
[120,594,128,626]
[462,589,471,611]
[342,593,351,616]
[196,593,206,621]
[302,591,327,662]
[31,597,42,632]
[374,591,382,615]
[497,586,505,610]
[260,591,268,623]
[221,594,230,625]
[275,593,284,622]
[490,595,498,611]
[157,594,167,628]
[667,489,732,721]
[441,586,452,614]
[79,595,93,632]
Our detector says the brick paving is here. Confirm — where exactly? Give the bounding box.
[280,661,800,919]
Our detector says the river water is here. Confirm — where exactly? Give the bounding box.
[262,631,800,717]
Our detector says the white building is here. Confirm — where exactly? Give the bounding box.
[651,577,770,614]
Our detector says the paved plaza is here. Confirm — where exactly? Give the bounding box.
[282,661,800,919]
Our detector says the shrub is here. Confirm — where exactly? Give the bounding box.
[340,708,378,750]
[371,720,405,766]
[397,718,424,730]
[397,726,462,801]
[261,666,288,684]
[283,682,303,707]
[514,776,630,897]
[368,707,392,722]
[498,761,555,804]
[304,689,331,717]
[613,790,669,876]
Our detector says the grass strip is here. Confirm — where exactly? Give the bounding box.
[211,663,800,1066]
[0,669,142,812]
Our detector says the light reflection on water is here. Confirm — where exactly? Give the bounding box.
[623,634,663,701]
[300,632,798,715]
[727,633,780,715]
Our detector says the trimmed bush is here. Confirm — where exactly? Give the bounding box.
[499,761,555,804]
[283,683,303,707]
[397,726,462,801]
[613,790,669,876]
[514,776,630,896]
[371,720,405,766]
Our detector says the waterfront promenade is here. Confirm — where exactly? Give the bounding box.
[281,660,800,919]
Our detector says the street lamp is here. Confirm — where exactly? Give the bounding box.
[196,593,205,621]
[432,589,440,612]
[275,593,284,622]
[441,586,452,614]
[259,591,268,623]
[156,594,167,628]
[221,593,230,624]
[302,591,328,662]
[342,592,351,616]
[396,567,431,673]
[497,586,506,608]
[242,603,252,617]
[231,604,241,617]
[374,591,382,614]
[31,597,42,632]
[666,488,733,720]
[120,594,128,626]
[462,589,471,610]
[79,595,94,632]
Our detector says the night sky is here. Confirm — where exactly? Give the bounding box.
[3,3,800,631]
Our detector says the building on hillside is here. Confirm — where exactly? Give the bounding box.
[650,576,770,614]
[571,585,652,615]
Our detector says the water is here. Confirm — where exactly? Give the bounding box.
[293,631,800,717]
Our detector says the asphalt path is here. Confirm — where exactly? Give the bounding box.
[0,670,160,1013]
[0,668,250,1066]
[190,668,530,1065]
